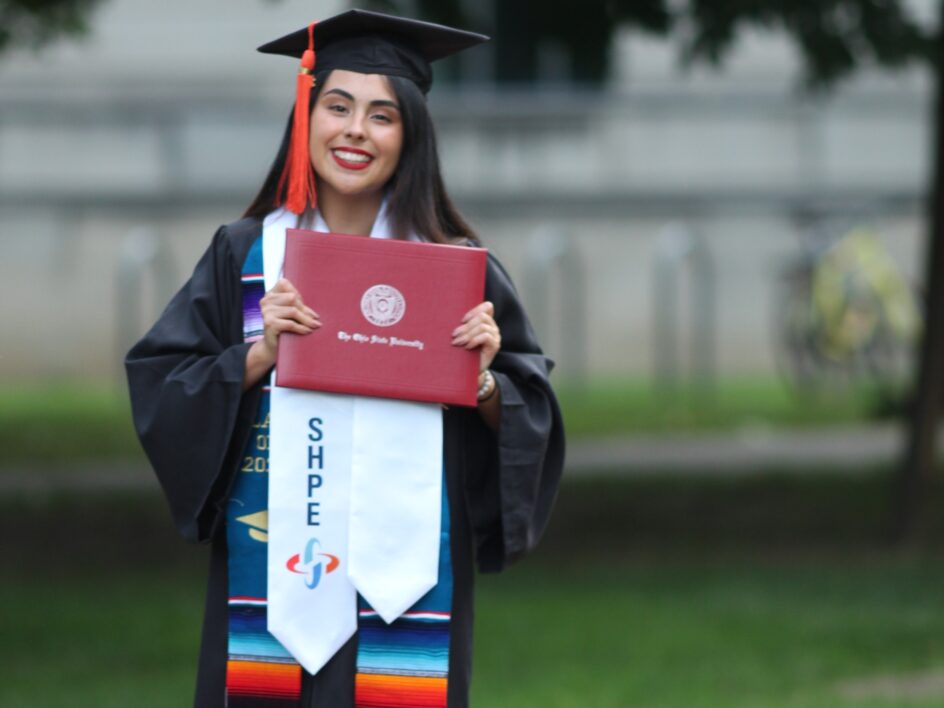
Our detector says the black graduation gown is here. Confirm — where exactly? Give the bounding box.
[125,217,565,708]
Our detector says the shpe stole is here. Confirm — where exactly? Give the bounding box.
[224,209,453,707]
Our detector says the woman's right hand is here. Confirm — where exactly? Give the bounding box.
[244,278,320,389]
[260,278,321,356]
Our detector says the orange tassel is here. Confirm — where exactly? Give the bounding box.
[279,22,318,215]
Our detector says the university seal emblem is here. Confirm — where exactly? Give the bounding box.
[361,284,406,327]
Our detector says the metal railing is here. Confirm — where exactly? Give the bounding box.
[115,227,177,372]
[652,222,716,394]
[523,225,586,383]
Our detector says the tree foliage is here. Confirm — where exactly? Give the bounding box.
[678,0,935,87]
[0,0,103,54]
[0,0,933,85]
[367,0,935,87]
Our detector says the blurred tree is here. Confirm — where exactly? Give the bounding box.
[365,1,930,87]
[0,0,103,54]
[363,0,671,84]
[674,0,932,87]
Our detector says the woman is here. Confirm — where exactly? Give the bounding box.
[126,10,564,708]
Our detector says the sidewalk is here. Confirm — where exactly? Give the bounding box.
[1,423,930,496]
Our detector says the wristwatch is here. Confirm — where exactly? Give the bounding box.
[477,369,496,402]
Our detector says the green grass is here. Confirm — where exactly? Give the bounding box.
[4,474,944,707]
[5,549,944,707]
[0,377,896,466]
[472,554,944,708]
[0,569,204,708]
[0,383,141,465]
[556,377,893,439]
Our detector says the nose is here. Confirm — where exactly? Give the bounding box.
[345,111,367,141]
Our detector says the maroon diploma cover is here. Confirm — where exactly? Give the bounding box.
[276,229,488,406]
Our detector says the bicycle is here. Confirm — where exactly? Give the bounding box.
[774,220,921,395]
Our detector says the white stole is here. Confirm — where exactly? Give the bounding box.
[264,205,443,676]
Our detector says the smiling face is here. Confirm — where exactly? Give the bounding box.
[309,70,404,203]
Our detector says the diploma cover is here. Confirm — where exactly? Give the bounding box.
[276,229,488,406]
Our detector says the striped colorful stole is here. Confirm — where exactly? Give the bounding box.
[354,484,452,707]
[225,234,453,707]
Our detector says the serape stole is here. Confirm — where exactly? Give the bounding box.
[224,234,453,707]
[354,485,452,707]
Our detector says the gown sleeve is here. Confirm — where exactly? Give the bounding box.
[125,225,261,544]
[463,252,566,572]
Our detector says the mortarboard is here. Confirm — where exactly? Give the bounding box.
[261,9,489,215]
[259,10,488,95]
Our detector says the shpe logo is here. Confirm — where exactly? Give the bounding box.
[361,284,405,327]
[286,538,340,589]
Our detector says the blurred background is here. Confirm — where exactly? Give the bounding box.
[3,0,944,706]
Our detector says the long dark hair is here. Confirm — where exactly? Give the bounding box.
[243,71,478,245]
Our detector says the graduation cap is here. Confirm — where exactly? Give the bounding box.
[260,9,489,215]
[260,10,488,94]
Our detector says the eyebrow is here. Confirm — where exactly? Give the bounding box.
[323,88,400,110]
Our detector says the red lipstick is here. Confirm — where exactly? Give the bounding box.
[331,147,373,171]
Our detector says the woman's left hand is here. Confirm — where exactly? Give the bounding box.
[452,301,501,371]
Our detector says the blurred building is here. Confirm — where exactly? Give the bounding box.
[0,0,933,382]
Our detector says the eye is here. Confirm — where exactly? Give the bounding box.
[328,103,348,114]
[371,112,393,123]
